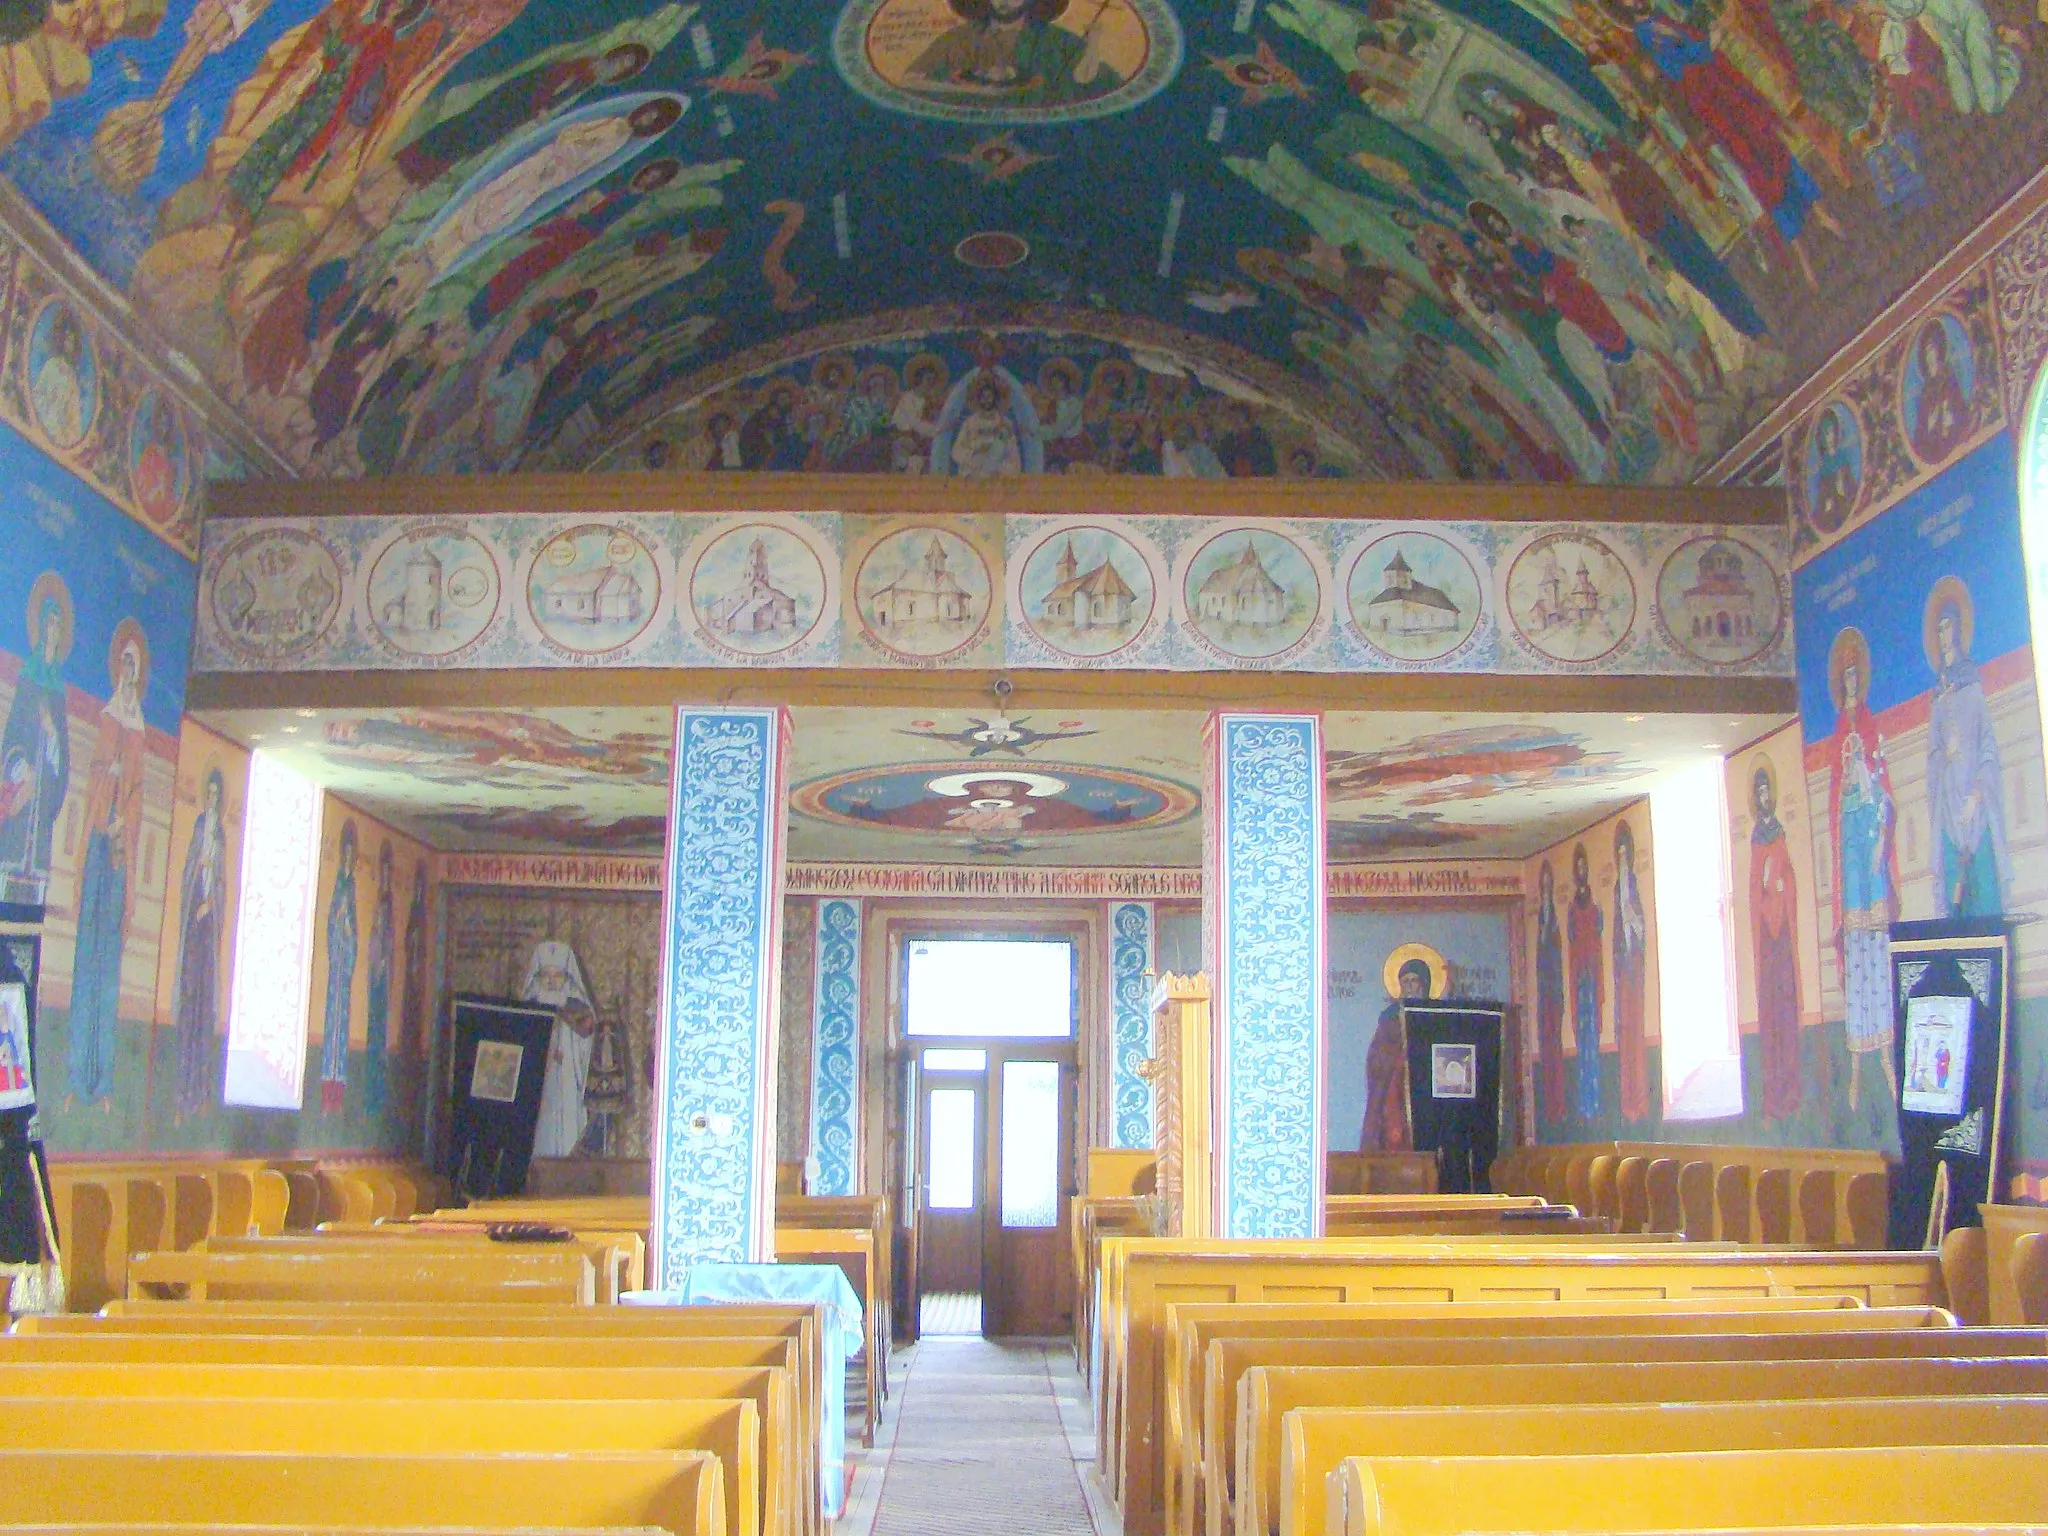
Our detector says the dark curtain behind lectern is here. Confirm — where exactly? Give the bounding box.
[1401,1001,1505,1194]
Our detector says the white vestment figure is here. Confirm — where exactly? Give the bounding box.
[523,939,596,1158]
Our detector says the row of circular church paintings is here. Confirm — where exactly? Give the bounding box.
[197,513,1789,677]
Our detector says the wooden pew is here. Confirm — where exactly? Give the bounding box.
[1246,1356,2048,1536]
[1099,1239,1948,1535]
[49,1296,825,1515]
[0,1360,802,1536]
[1325,1445,2048,1536]
[1166,1302,1952,1536]
[125,1245,598,1303]
[220,1229,642,1301]
[1210,1327,2047,1536]
[1271,1396,2048,1536]
[0,1449,726,1536]
[0,1395,761,1536]
[772,1225,881,1445]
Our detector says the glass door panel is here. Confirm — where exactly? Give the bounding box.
[999,1060,1061,1229]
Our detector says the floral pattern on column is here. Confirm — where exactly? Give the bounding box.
[1110,900,1156,1148]
[651,707,790,1280]
[1207,712,1325,1239]
[808,897,862,1197]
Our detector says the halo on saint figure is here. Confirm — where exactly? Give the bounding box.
[107,616,149,696]
[1382,941,1448,1000]
[1827,624,1872,713]
[926,769,1067,799]
[1749,753,1776,809]
[1921,574,1975,671]
[25,570,73,664]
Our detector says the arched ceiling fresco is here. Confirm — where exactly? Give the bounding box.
[0,0,2041,483]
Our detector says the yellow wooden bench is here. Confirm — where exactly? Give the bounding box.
[1164,1302,1949,1536]
[1326,1445,2048,1536]
[1099,1240,1946,1534]
[1270,1396,2048,1536]
[772,1225,881,1445]
[0,1449,726,1536]
[0,1360,803,1536]
[47,1298,825,1486]
[1213,1328,2046,1536]
[125,1245,599,1304]
[196,1232,636,1302]
[0,1395,762,1536]
[0,1331,810,1487]
[1246,1356,2048,1536]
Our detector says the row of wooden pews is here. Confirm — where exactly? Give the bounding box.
[0,1262,836,1536]
[47,1156,447,1309]
[1494,1144,1890,1245]
[422,1192,891,1443]
[1087,1185,2048,1536]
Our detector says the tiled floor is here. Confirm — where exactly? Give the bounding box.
[839,1336,1115,1536]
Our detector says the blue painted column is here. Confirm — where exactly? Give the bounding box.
[807,897,863,1196]
[1109,900,1157,1148]
[1205,712,1326,1238]
[651,706,793,1281]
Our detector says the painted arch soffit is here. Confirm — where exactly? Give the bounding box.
[0,0,2039,487]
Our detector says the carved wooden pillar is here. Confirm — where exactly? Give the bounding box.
[1146,972,1212,1239]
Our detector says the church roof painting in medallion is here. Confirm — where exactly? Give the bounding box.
[0,0,2034,484]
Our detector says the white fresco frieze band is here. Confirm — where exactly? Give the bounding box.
[195,511,1790,677]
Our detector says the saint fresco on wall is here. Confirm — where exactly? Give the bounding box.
[1794,434,2042,1148]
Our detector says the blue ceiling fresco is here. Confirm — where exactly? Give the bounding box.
[0,0,2040,482]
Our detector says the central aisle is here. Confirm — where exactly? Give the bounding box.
[859,1337,1106,1536]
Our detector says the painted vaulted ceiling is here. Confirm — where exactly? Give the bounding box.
[197,703,1782,861]
[0,0,2040,485]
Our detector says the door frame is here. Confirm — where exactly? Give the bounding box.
[865,903,1101,1334]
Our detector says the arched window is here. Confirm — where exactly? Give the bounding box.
[221,753,322,1109]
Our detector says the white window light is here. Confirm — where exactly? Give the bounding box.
[221,753,322,1110]
[1654,757,1744,1120]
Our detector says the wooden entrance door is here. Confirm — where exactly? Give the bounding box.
[982,1041,1078,1337]
[915,1065,985,1300]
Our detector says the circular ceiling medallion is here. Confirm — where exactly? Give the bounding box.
[1502,529,1637,667]
[1653,534,1783,667]
[954,231,1030,269]
[852,523,993,662]
[831,0,1185,125]
[1014,522,1160,660]
[364,521,502,661]
[791,759,1197,834]
[523,522,662,659]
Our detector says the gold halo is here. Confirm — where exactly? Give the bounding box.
[25,570,73,664]
[107,616,149,697]
[1382,941,1449,1000]
[1922,574,1974,671]
[902,352,948,393]
[1827,625,1871,713]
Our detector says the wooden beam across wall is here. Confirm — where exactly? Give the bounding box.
[205,470,1787,527]
[186,664,1797,716]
